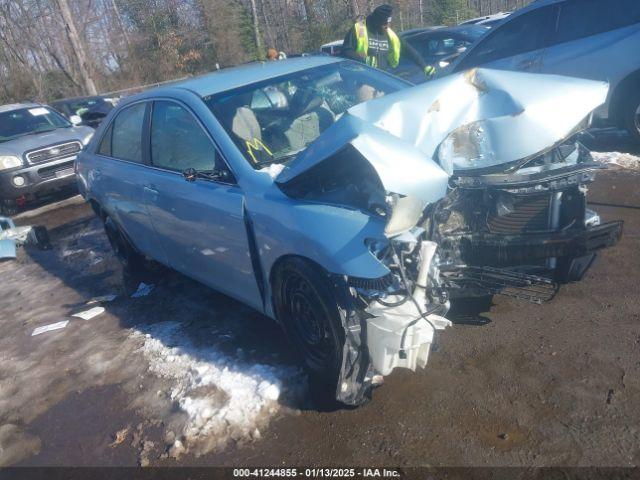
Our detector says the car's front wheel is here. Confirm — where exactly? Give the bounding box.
[273,258,345,387]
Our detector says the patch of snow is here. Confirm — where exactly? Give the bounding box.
[131,321,303,457]
[259,163,285,179]
[591,151,640,170]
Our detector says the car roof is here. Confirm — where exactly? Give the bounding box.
[0,103,42,113]
[401,24,489,39]
[149,56,344,98]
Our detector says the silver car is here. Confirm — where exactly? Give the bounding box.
[449,0,640,142]
[0,103,94,215]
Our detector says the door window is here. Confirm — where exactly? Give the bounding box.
[150,101,220,173]
[555,0,640,45]
[98,124,113,156]
[456,6,558,70]
[110,102,146,162]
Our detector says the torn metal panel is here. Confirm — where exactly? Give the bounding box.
[0,215,50,249]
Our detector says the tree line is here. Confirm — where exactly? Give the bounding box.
[0,0,532,104]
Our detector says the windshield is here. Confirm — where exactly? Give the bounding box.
[0,107,71,143]
[56,98,110,117]
[406,29,487,65]
[205,61,408,168]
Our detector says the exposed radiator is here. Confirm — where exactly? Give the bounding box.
[487,194,551,234]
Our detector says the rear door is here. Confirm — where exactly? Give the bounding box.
[93,101,167,264]
[453,5,559,73]
[540,0,640,80]
[142,99,263,310]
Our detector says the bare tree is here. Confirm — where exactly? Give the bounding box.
[54,0,98,94]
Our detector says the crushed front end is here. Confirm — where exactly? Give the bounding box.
[428,138,623,302]
[275,68,624,405]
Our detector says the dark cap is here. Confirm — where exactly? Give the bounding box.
[370,4,393,25]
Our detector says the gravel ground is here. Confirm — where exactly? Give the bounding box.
[1,137,638,468]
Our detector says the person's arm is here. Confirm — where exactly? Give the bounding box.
[341,27,364,62]
[400,38,436,76]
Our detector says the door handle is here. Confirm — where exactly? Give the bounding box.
[143,185,159,195]
[93,168,102,179]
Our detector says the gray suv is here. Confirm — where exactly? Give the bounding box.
[449,0,640,142]
[0,103,94,215]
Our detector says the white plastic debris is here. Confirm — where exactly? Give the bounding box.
[87,294,117,304]
[131,283,154,298]
[31,320,69,336]
[0,239,16,260]
[72,306,105,321]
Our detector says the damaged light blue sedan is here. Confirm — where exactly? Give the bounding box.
[76,57,622,405]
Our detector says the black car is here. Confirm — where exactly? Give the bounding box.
[393,25,489,83]
[51,96,115,129]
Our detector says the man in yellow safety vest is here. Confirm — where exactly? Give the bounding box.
[342,4,436,77]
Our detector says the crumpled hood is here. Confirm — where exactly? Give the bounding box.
[277,68,609,203]
[0,125,94,158]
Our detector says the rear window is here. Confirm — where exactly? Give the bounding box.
[110,103,146,163]
[555,0,640,44]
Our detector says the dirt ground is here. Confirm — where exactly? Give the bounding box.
[1,135,639,468]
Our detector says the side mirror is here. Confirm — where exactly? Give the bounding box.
[183,168,198,182]
[69,115,82,126]
[182,167,231,183]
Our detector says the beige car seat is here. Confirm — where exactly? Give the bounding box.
[232,106,261,142]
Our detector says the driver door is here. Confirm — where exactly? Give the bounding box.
[142,100,263,310]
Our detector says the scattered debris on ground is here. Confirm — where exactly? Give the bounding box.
[109,425,131,448]
[31,320,69,337]
[71,306,105,321]
[87,294,117,304]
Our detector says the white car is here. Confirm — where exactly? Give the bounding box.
[450,0,640,142]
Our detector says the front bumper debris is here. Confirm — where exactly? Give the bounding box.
[453,221,623,266]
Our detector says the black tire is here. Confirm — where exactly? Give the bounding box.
[103,216,146,273]
[622,87,640,144]
[273,258,345,385]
